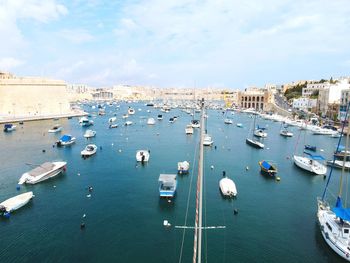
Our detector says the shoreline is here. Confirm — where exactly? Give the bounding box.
[0,111,88,124]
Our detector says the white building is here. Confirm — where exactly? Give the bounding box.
[292,98,317,110]
[302,83,329,97]
[338,88,350,120]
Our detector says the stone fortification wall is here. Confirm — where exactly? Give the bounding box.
[0,75,71,118]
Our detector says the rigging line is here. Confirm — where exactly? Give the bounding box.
[322,102,350,200]
[178,124,200,263]
[203,165,208,263]
[293,127,302,156]
[340,119,350,198]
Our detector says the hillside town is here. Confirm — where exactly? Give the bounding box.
[1,71,350,124]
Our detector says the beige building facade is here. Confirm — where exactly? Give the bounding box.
[0,72,71,118]
[238,88,273,111]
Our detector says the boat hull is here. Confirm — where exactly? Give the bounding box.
[293,155,327,175]
[19,162,67,184]
[246,138,264,149]
[0,192,34,213]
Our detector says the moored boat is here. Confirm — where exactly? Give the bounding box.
[84,129,96,138]
[191,120,200,128]
[219,177,237,197]
[177,161,190,174]
[253,128,267,138]
[245,138,264,149]
[304,144,316,152]
[81,144,97,157]
[48,124,62,133]
[18,161,67,184]
[0,192,34,215]
[147,118,156,125]
[185,124,194,135]
[293,154,327,175]
[136,150,150,162]
[224,119,233,124]
[158,174,177,198]
[280,129,293,137]
[3,123,16,132]
[56,134,76,147]
[203,135,213,146]
[259,160,278,176]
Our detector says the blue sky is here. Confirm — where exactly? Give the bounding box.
[0,0,349,89]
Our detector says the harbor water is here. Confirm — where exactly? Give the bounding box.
[0,102,347,262]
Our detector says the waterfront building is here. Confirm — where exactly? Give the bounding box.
[292,97,317,111]
[238,87,273,111]
[0,72,72,119]
[92,88,114,100]
[302,82,330,97]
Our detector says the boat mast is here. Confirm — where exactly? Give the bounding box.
[193,98,205,263]
[340,118,350,199]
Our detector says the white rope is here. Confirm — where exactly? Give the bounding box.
[178,129,200,263]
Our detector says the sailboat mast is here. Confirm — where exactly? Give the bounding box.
[339,119,350,198]
[193,98,205,263]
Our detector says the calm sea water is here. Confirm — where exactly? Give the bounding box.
[0,102,347,263]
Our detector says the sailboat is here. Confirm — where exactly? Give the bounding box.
[317,104,350,261]
[246,111,264,149]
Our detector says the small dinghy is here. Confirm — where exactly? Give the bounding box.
[136,150,150,163]
[219,177,237,197]
[48,124,62,133]
[177,161,190,174]
[84,129,96,138]
[0,192,34,215]
[81,144,97,157]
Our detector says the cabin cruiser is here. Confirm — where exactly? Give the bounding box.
[219,177,237,197]
[253,128,267,138]
[280,129,293,137]
[203,135,214,146]
[178,161,190,174]
[108,117,117,123]
[56,134,76,146]
[3,123,16,132]
[157,114,163,120]
[84,130,96,138]
[293,154,327,175]
[18,161,67,184]
[136,150,150,162]
[124,121,133,126]
[81,144,97,157]
[128,108,135,115]
[147,118,156,125]
[185,124,194,135]
[79,117,94,127]
[48,124,62,133]
[191,120,200,128]
[0,192,34,215]
[159,174,177,198]
[224,119,233,124]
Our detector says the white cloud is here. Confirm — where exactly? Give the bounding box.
[59,29,94,44]
[0,57,25,71]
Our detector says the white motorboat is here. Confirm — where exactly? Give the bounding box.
[109,124,118,129]
[177,161,190,174]
[280,129,293,137]
[18,161,67,184]
[236,123,243,128]
[219,177,237,197]
[79,117,94,127]
[122,114,129,119]
[84,129,96,138]
[124,121,133,126]
[326,160,350,169]
[136,150,150,162]
[224,119,233,124]
[203,135,214,146]
[159,174,177,198]
[3,123,16,132]
[128,108,135,115]
[185,124,194,135]
[56,134,76,146]
[313,127,337,135]
[109,117,117,123]
[293,155,327,175]
[147,118,156,125]
[191,120,200,128]
[157,114,163,120]
[253,128,267,138]
[48,124,62,133]
[81,144,97,157]
[0,192,34,215]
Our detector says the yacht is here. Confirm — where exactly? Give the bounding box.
[84,130,96,138]
[48,124,62,133]
[136,150,150,163]
[177,161,190,174]
[18,161,67,184]
[253,128,267,138]
[185,124,194,135]
[3,123,16,132]
[158,174,177,198]
[147,118,156,125]
[219,177,237,197]
[0,192,34,215]
[128,108,135,115]
[293,154,327,175]
[56,134,76,147]
[81,144,97,157]
[203,135,214,146]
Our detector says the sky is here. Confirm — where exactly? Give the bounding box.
[0,0,349,89]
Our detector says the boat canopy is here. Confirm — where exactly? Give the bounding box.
[261,161,272,170]
[256,126,266,130]
[60,135,72,142]
[4,124,13,128]
[332,197,350,221]
[159,174,176,184]
[303,151,325,160]
[28,162,55,177]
